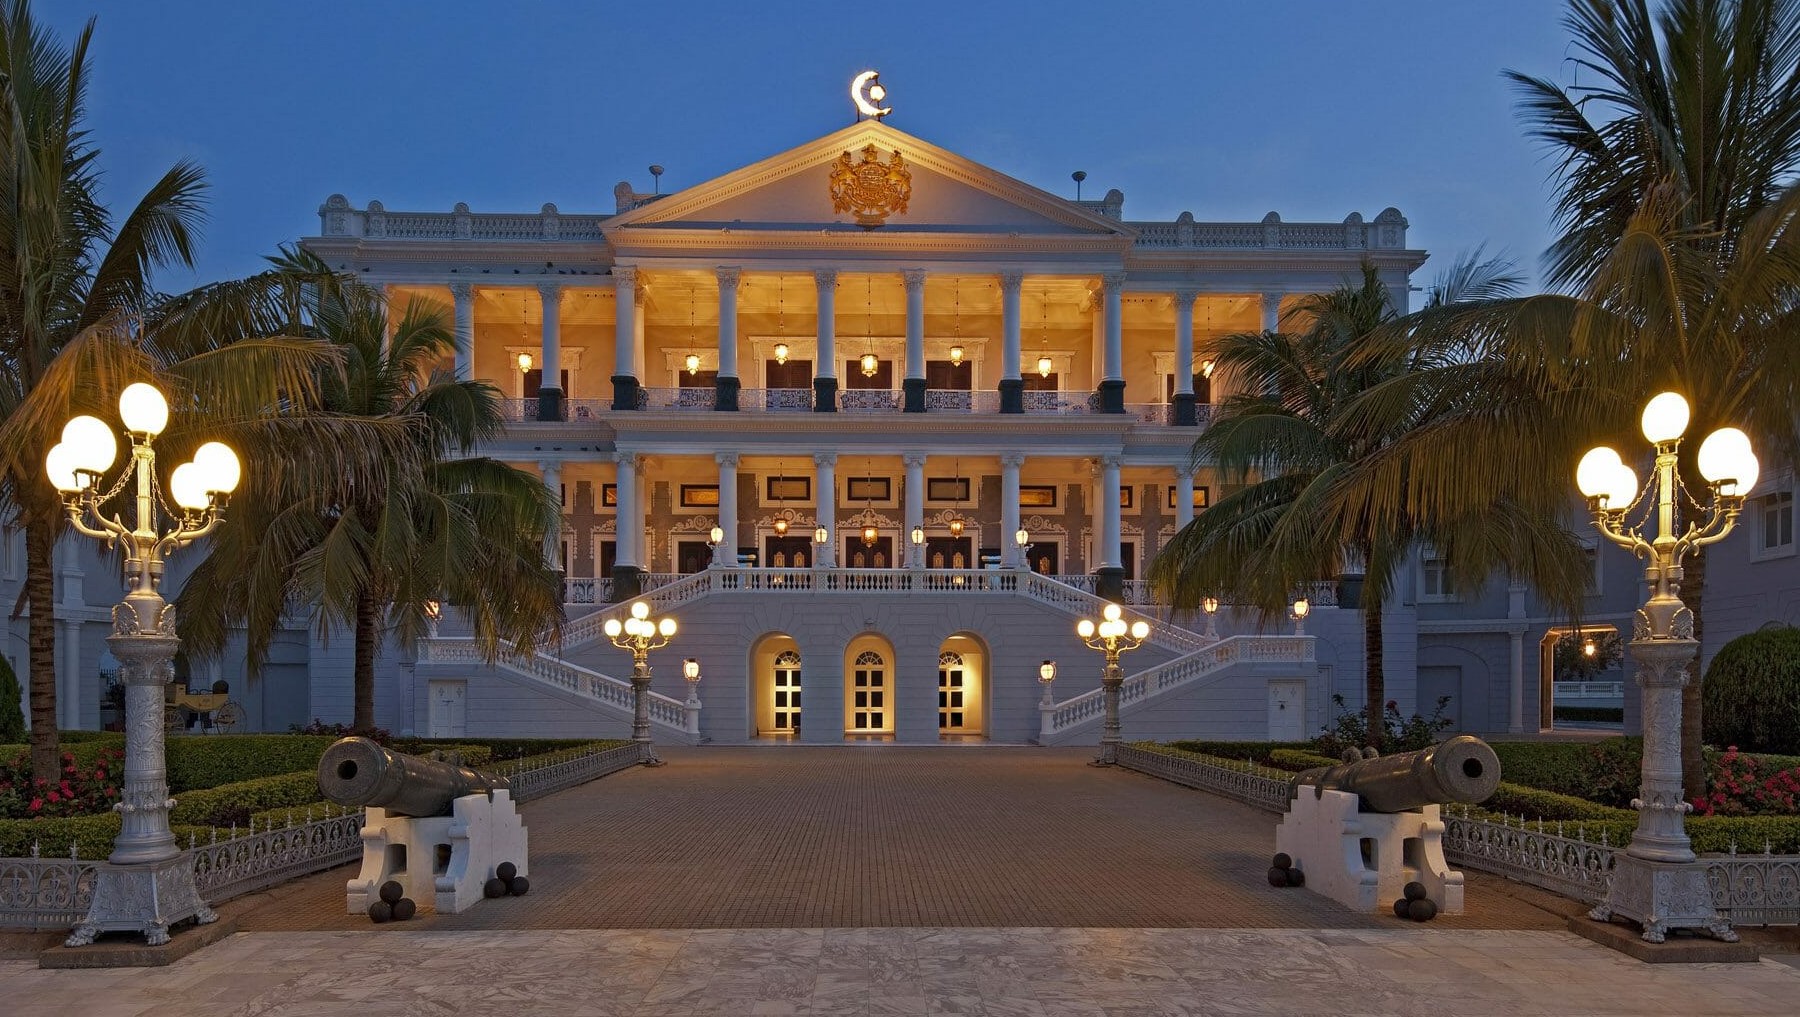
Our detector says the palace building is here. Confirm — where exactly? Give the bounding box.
[10,83,1795,746]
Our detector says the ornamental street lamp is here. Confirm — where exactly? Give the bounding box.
[708,525,726,568]
[1579,391,1757,944]
[49,382,240,947]
[1037,659,1057,707]
[1290,597,1310,636]
[1014,527,1030,570]
[1201,597,1221,641]
[603,601,677,766]
[1076,603,1149,766]
[682,657,703,734]
[909,525,925,570]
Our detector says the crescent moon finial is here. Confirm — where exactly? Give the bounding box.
[851,70,893,121]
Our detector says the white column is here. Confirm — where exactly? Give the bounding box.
[903,452,926,568]
[903,270,926,382]
[813,452,837,567]
[612,267,637,380]
[1099,455,1122,569]
[999,271,1022,382]
[815,270,838,381]
[614,451,639,569]
[1000,452,1025,568]
[716,267,741,379]
[1175,467,1195,530]
[537,283,562,390]
[1102,273,1125,384]
[716,452,739,566]
[632,281,647,379]
[450,282,474,379]
[1173,288,1196,397]
[1508,581,1528,733]
[539,460,563,572]
[1261,291,1282,333]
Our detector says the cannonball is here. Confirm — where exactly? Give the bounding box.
[496,861,518,882]
[1285,867,1305,887]
[1408,898,1438,922]
[509,875,530,896]
[392,897,417,921]
[1393,898,1411,919]
[368,900,393,923]
[484,877,508,899]
[379,880,404,904]
[1403,881,1428,902]
[1267,866,1290,887]
[1271,852,1292,870]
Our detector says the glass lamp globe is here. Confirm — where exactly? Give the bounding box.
[1076,619,1096,639]
[910,526,924,546]
[774,518,789,536]
[684,353,701,375]
[862,524,877,544]
[603,618,623,638]
[1202,596,1219,614]
[774,343,790,365]
[683,658,700,680]
[1698,427,1759,495]
[169,462,211,511]
[1640,391,1690,444]
[1037,355,1053,378]
[45,444,82,493]
[658,618,677,637]
[1130,621,1150,640]
[1014,528,1029,547]
[1576,447,1623,500]
[709,526,724,544]
[1102,603,1123,623]
[517,352,533,372]
[1039,660,1056,682]
[60,415,117,474]
[949,344,964,366]
[630,601,650,620]
[814,526,828,545]
[193,441,241,494]
[1293,598,1311,619]
[119,382,169,437]
[1604,464,1639,510]
[859,353,878,377]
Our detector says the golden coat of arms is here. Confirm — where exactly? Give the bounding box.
[829,144,911,229]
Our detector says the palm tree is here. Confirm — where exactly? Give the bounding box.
[1151,260,1592,746]
[178,264,565,733]
[1361,0,1800,794]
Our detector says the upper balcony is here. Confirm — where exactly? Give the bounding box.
[498,391,1212,428]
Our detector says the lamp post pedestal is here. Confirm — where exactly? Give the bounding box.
[1587,635,1736,943]
[65,590,217,947]
[1094,659,1123,767]
[629,655,663,766]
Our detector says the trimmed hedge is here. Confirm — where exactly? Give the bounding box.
[163,735,339,792]
[1554,706,1624,723]
[0,813,214,860]
[1166,741,1316,766]
[1268,748,1339,771]
[391,737,593,762]
[169,771,325,828]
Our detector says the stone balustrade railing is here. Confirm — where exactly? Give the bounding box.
[421,637,690,733]
[1042,635,1315,739]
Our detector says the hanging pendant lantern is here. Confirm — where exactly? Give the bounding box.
[774,517,789,536]
[949,517,964,537]
[774,342,790,365]
[1037,354,1053,378]
[860,352,879,377]
[684,353,701,375]
[949,344,965,367]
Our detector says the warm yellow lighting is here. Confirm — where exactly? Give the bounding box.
[425,600,441,620]
[684,353,701,375]
[118,383,169,437]
[1576,447,1623,500]
[1640,391,1690,444]
[948,517,964,537]
[1076,619,1096,639]
[850,70,892,119]
[709,525,725,545]
[517,352,534,373]
[45,444,82,493]
[1037,355,1053,378]
[1039,660,1057,682]
[1102,603,1123,623]
[1014,528,1029,547]
[910,525,924,546]
[630,601,650,620]
[193,441,241,494]
[169,462,211,511]
[1697,426,1759,495]
[774,342,790,365]
[1583,639,1598,658]
[814,526,829,545]
[860,352,879,377]
[658,617,677,638]
[1293,598,1311,619]
[1202,596,1219,614]
[61,415,117,475]
[949,344,965,366]
[1201,359,1215,379]
[774,517,789,536]
[1130,621,1150,640]
[603,618,623,638]
[683,658,700,680]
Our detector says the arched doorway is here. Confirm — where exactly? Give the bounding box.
[750,633,802,738]
[938,633,988,739]
[1538,625,1625,731]
[843,634,896,736]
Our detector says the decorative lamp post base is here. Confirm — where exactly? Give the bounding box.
[1588,854,1736,944]
[64,853,217,947]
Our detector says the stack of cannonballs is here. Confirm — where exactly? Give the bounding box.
[368,880,417,923]
[483,861,530,899]
[1266,852,1305,888]
[1393,881,1437,921]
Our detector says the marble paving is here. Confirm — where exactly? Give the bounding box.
[5,927,1800,1016]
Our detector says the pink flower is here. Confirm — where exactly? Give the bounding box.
[29,797,42,812]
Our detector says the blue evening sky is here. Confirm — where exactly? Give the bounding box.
[48,0,1576,292]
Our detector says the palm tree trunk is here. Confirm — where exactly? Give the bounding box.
[1680,546,1707,802]
[1364,594,1384,750]
[25,512,60,779]
[353,589,378,734]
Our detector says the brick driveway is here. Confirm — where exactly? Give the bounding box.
[236,745,1565,931]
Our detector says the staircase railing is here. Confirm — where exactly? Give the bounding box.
[420,638,690,733]
[1041,635,1315,740]
[1015,572,1209,654]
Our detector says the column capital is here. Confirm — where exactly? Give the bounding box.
[812,452,838,468]
[1099,453,1122,469]
[613,450,639,468]
[901,452,928,468]
[1172,286,1201,305]
[1261,291,1284,311]
[814,268,839,288]
[1174,464,1196,480]
[536,281,563,304]
[999,452,1027,468]
[901,268,928,293]
[612,265,638,287]
[448,281,474,302]
[998,270,1024,292]
[716,266,742,289]
[714,452,740,468]
[1101,272,1128,292]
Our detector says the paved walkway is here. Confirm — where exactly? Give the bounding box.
[235,745,1561,931]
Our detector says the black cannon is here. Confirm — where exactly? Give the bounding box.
[317,737,510,818]
[1289,735,1501,813]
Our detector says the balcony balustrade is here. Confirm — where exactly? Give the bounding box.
[501,387,1205,423]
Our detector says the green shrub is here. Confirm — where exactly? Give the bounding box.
[390,737,591,762]
[0,657,23,744]
[0,813,209,860]
[162,735,338,792]
[394,743,494,768]
[168,771,325,828]
[1703,626,1800,755]
[1486,738,1642,808]
[1554,706,1624,724]
[1268,748,1339,772]
[1165,741,1314,765]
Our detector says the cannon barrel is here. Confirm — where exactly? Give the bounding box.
[1289,735,1500,813]
[317,737,509,818]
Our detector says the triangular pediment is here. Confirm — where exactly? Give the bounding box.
[603,121,1133,241]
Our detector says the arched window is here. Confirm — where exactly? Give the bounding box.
[850,649,887,730]
[939,649,969,730]
[771,649,802,731]
[775,650,802,667]
[855,650,885,666]
[938,651,964,667]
